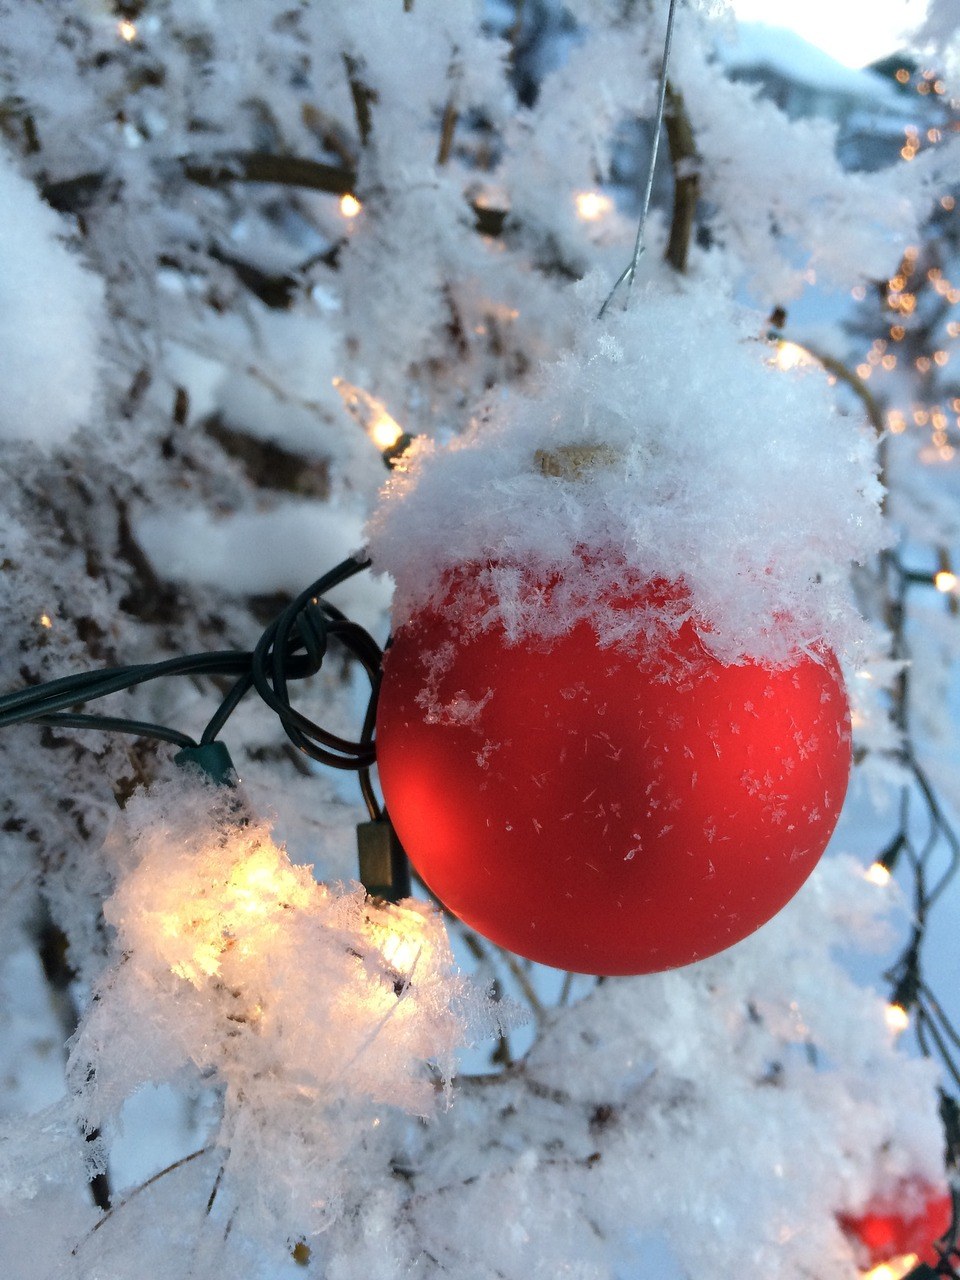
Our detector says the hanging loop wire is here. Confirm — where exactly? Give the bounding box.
[598,0,681,319]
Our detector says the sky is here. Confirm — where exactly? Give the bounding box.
[730,0,929,69]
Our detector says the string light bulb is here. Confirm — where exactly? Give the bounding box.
[865,862,892,887]
[575,191,613,221]
[862,1256,921,1280]
[935,571,958,594]
[117,18,137,41]
[339,193,362,218]
[332,377,412,465]
[886,1003,911,1035]
[364,900,437,982]
[772,340,813,371]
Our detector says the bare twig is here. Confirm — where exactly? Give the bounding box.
[343,54,378,148]
[436,97,459,168]
[182,152,353,197]
[664,82,698,274]
[71,1145,216,1255]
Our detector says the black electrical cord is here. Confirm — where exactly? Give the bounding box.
[0,554,382,783]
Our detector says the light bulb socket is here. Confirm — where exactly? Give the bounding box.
[877,832,906,874]
[357,816,411,902]
[174,741,238,787]
[891,966,920,1012]
[382,433,415,470]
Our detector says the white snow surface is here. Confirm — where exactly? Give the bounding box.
[0,147,105,449]
[718,23,906,107]
[134,500,392,633]
[367,280,885,666]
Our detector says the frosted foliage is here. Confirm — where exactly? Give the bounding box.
[67,774,498,1246]
[383,859,941,1280]
[672,31,921,301]
[368,282,883,665]
[502,29,657,258]
[0,3,956,1278]
[133,500,391,628]
[0,148,104,448]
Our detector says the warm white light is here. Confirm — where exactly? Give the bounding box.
[885,1003,910,1034]
[339,193,362,218]
[160,845,314,985]
[362,901,439,985]
[772,341,813,371]
[117,19,137,42]
[864,862,891,887]
[863,1254,921,1280]
[332,377,406,452]
[39,613,53,629]
[935,571,958,594]
[575,191,613,222]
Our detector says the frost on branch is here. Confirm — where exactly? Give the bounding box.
[368,281,884,666]
[673,30,922,302]
[310,858,942,1280]
[67,772,500,1247]
[0,146,105,449]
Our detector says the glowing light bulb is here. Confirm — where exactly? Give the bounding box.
[772,341,811,371]
[863,1255,921,1280]
[332,377,407,454]
[935,571,958,594]
[39,614,53,629]
[574,191,613,221]
[339,193,362,218]
[363,901,436,982]
[865,862,892,887]
[117,18,137,41]
[160,844,314,985]
[379,929,423,977]
[885,1003,910,1034]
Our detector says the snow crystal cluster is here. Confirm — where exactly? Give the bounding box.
[0,1,954,1277]
[306,856,944,1280]
[0,147,105,449]
[368,280,885,666]
[67,772,503,1247]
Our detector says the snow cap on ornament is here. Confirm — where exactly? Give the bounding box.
[367,284,884,977]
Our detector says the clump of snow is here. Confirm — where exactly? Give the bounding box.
[717,23,905,108]
[67,772,502,1245]
[367,280,884,666]
[505,855,943,1280]
[673,33,922,300]
[0,147,105,449]
[134,500,392,632]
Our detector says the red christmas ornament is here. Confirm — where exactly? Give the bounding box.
[375,567,851,975]
[839,1181,952,1269]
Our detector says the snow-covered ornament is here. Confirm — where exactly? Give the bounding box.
[367,280,882,977]
[839,1181,953,1275]
[376,562,851,975]
[373,2,883,978]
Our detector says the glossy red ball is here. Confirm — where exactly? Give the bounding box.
[839,1182,952,1267]
[375,569,851,975]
